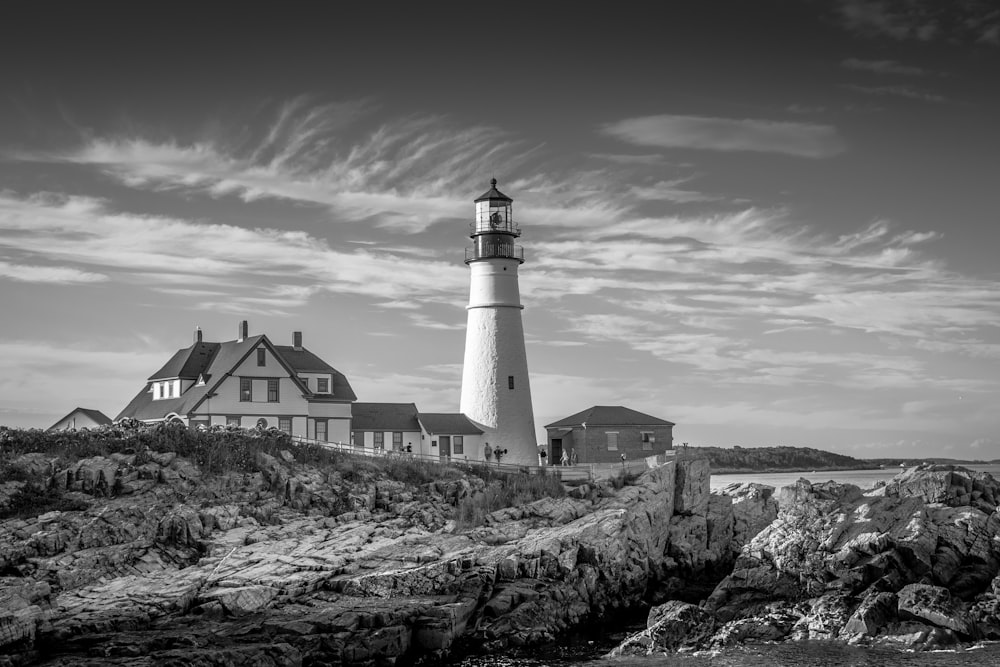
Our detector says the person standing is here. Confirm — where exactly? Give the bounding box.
[571,448,578,466]
[561,449,569,466]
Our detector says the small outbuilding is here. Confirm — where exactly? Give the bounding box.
[544,405,674,465]
[48,407,113,431]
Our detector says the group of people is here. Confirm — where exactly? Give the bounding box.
[538,447,578,467]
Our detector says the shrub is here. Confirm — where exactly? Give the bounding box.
[455,469,565,530]
[0,481,90,520]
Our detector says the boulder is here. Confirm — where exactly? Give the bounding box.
[897,583,972,636]
[607,600,716,656]
[842,590,898,637]
[673,458,709,515]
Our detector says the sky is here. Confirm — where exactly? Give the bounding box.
[1,1,998,460]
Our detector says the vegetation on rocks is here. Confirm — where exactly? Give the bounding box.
[0,423,560,524]
[690,445,872,473]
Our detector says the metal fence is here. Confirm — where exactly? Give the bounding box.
[288,435,674,483]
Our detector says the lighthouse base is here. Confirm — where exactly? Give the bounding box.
[459,306,537,466]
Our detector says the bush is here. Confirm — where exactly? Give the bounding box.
[455,469,565,530]
[0,481,90,520]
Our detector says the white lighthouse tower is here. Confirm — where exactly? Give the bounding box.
[460,179,537,466]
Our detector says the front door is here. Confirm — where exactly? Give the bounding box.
[551,439,563,466]
[439,436,451,460]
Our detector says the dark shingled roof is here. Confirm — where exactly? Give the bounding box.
[148,342,220,380]
[545,405,675,429]
[417,413,484,436]
[274,345,356,401]
[351,403,420,431]
[474,178,512,203]
[48,407,112,430]
[118,334,355,422]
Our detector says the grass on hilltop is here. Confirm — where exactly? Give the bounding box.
[0,422,565,522]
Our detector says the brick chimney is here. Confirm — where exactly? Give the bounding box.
[293,331,303,351]
[194,327,203,344]
[238,320,249,342]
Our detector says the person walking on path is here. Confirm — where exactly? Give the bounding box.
[560,449,569,466]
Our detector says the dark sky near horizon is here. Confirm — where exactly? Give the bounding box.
[2,0,998,459]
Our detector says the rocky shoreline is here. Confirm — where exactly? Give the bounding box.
[3,437,997,666]
[0,443,774,666]
[610,465,1000,657]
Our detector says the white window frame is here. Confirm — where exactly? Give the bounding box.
[606,432,619,451]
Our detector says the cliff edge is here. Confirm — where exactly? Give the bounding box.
[0,428,774,666]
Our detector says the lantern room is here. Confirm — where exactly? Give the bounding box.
[467,178,524,264]
[472,178,520,236]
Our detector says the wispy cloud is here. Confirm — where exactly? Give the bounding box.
[0,260,108,284]
[836,0,1000,45]
[602,114,845,158]
[841,57,927,75]
[0,192,468,312]
[12,99,540,233]
[844,83,948,103]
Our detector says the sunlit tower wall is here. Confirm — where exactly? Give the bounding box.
[459,179,537,465]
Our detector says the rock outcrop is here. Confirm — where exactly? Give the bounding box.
[0,447,774,666]
[612,464,1000,656]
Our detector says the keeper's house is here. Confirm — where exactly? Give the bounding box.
[116,321,355,442]
[544,405,675,464]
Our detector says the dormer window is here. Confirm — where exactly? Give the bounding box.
[317,378,329,393]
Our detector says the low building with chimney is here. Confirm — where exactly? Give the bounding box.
[544,405,675,465]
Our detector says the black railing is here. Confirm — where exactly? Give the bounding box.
[469,221,521,237]
[466,244,524,262]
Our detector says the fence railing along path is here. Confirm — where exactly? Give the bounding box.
[288,435,674,482]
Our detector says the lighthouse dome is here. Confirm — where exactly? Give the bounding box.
[474,177,512,203]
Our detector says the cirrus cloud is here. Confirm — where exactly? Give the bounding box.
[602,114,846,158]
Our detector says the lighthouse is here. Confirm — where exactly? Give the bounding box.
[460,179,537,466]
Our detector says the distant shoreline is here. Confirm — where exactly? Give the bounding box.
[710,465,881,475]
[710,461,992,475]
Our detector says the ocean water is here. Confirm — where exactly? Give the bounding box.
[710,463,1000,492]
[458,640,1000,666]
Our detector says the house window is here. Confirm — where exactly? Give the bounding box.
[508,375,514,390]
[317,377,330,393]
[641,432,654,451]
[373,432,384,450]
[267,379,279,402]
[227,416,240,427]
[315,420,327,442]
[257,349,266,366]
[606,432,619,450]
[392,432,403,450]
[278,417,292,434]
[240,378,252,402]
[454,435,464,455]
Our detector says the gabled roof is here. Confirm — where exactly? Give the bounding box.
[351,403,420,431]
[274,346,356,401]
[148,342,220,380]
[418,413,484,436]
[474,178,512,203]
[117,333,355,422]
[544,405,675,429]
[48,407,112,430]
